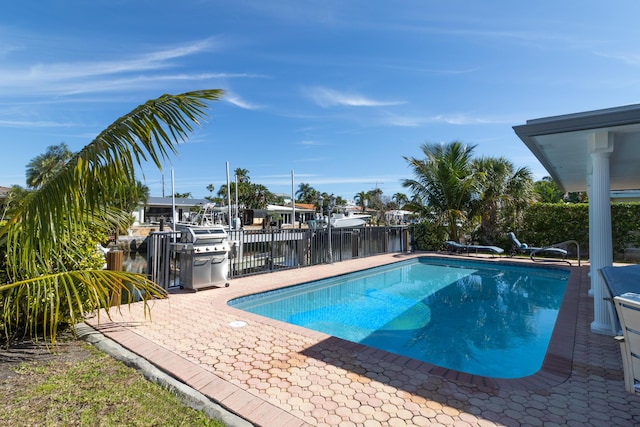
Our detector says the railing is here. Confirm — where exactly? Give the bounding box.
[530,239,581,266]
[226,226,411,277]
[147,226,411,288]
[146,231,180,289]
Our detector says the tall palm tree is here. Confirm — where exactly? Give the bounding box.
[402,141,479,242]
[296,182,316,204]
[234,168,250,183]
[472,157,535,244]
[0,89,223,344]
[25,143,74,189]
[354,191,369,212]
[205,183,216,202]
[391,193,409,209]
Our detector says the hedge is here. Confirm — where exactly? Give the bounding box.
[412,202,640,260]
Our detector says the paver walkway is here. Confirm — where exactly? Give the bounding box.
[86,253,640,426]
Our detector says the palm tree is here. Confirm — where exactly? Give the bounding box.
[234,168,250,183]
[354,191,369,213]
[205,183,216,202]
[136,181,150,207]
[173,192,193,198]
[533,176,563,203]
[472,157,535,244]
[0,185,29,222]
[245,183,270,209]
[217,181,279,210]
[391,193,409,209]
[25,143,74,189]
[366,188,385,225]
[402,141,479,242]
[296,183,316,204]
[0,89,223,344]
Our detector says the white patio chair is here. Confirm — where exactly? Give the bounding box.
[613,293,640,394]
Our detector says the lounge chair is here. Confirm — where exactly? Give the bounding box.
[508,232,568,263]
[444,240,504,256]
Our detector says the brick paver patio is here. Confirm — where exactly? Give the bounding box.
[86,253,640,426]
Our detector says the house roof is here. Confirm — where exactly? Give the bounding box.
[146,197,209,207]
[513,104,640,193]
[0,186,11,198]
[294,203,316,210]
[267,204,315,213]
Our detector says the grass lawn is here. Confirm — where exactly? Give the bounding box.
[0,335,227,426]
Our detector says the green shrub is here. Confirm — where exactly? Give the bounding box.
[514,202,640,259]
[410,202,640,260]
[518,203,589,248]
[410,221,448,251]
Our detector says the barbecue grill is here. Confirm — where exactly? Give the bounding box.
[174,224,230,290]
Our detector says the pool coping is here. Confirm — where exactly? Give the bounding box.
[220,252,580,391]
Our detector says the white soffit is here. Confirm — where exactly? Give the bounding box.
[513,105,640,193]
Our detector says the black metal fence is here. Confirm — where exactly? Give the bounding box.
[147,226,411,289]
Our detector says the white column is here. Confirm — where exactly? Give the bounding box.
[588,131,614,335]
[586,172,593,296]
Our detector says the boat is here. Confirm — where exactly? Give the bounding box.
[330,211,371,228]
[177,203,226,227]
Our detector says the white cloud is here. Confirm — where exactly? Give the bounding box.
[429,114,492,125]
[593,50,640,66]
[225,93,261,110]
[305,86,405,108]
[253,173,402,187]
[0,38,239,96]
[299,140,327,146]
[29,39,216,80]
[293,157,328,163]
[382,110,514,127]
[382,113,423,127]
[0,119,75,128]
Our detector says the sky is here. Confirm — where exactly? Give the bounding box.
[2,1,640,202]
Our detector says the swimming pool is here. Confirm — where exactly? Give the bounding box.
[228,257,570,378]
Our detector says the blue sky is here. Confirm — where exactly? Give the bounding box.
[2,1,640,201]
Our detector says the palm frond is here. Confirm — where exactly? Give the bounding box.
[0,90,223,345]
[0,270,167,345]
[1,90,223,279]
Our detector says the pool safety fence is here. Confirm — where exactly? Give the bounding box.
[147,226,412,288]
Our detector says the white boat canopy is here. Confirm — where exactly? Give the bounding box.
[514,104,640,335]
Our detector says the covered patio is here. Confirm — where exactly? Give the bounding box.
[514,104,640,335]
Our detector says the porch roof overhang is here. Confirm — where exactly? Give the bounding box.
[513,104,640,193]
[514,103,640,336]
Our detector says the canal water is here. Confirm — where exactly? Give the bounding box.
[122,252,148,274]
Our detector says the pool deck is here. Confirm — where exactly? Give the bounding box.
[86,252,640,426]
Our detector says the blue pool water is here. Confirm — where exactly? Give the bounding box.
[228,257,570,378]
